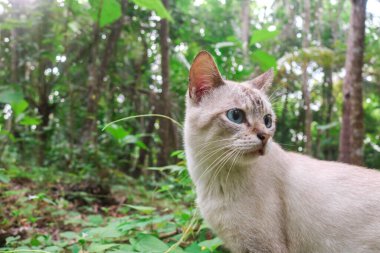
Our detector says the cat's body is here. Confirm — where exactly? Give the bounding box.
[184,51,380,253]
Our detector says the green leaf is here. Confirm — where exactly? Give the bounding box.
[86,223,123,240]
[19,116,41,126]
[87,214,104,226]
[184,243,203,253]
[250,29,279,45]
[134,234,169,253]
[0,89,23,104]
[198,237,223,251]
[125,204,156,214]
[0,169,10,183]
[60,231,79,240]
[105,125,129,140]
[131,0,173,21]
[88,243,119,253]
[251,50,277,71]
[12,99,28,116]
[89,0,122,28]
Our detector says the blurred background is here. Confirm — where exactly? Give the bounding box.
[0,0,379,251]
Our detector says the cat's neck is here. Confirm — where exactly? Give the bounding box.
[189,141,289,199]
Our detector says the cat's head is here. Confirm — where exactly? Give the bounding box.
[185,51,276,162]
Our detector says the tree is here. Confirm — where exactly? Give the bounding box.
[82,1,126,146]
[301,0,312,155]
[156,0,176,166]
[339,0,367,165]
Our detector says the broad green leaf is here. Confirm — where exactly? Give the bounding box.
[69,244,81,253]
[60,231,79,240]
[184,243,203,253]
[5,236,21,245]
[12,99,28,116]
[198,237,223,251]
[89,0,122,27]
[87,214,104,226]
[136,140,148,150]
[0,89,23,104]
[86,223,123,240]
[134,234,169,253]
[105,125,129,140]
[131,0,173,21]
[251,50,277,71]
[250,30,279,45]
[88,243,119,252]
[19,116,41,126]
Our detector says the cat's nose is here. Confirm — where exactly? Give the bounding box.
[257,132,269,144]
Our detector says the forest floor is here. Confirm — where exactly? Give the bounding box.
[0,165,226,253]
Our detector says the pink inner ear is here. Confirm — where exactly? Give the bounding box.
[190,76,212,101]
[189,51,223,102]
[194,83,210,100]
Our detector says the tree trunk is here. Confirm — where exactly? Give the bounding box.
[156,0,175,167]
[10,27,18,84]
[36,2,53,166]
[82,2,125,145]
[302,0,312,155]
[323,67,334,160]
[339,0,367,165]
[241,0,250,63]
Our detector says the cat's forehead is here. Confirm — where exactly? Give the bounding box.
[224,81,271,113]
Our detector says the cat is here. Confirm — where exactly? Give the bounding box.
[184,51,380,253]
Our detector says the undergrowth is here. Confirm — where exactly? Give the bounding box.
[0,151,227,253]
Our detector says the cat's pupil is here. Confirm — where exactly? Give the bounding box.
[264,114,272,128]
[226,109,244,124]
[232,111,240,120]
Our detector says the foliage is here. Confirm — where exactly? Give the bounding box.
[0,156,227,252]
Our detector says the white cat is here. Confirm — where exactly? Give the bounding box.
[184,51,380,253]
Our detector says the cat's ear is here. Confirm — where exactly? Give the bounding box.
[248,68,274,92]
[189,51,224,103]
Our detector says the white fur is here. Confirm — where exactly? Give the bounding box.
[184,83,380,253]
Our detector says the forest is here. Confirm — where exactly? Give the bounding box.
[0,0,379,252]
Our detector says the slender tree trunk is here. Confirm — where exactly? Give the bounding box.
[302,0,312,155]
[339,0,367,165]
[156,0,174,167]
[82,23,101,146]
[36,2,54,166]
[82,2,125,145]
[323,67,334,160]
[10,30,18,84]
[241,0,250,63]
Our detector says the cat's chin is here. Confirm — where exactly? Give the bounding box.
[243,147,266,157]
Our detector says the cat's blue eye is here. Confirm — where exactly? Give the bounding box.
[226,109,245,124]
